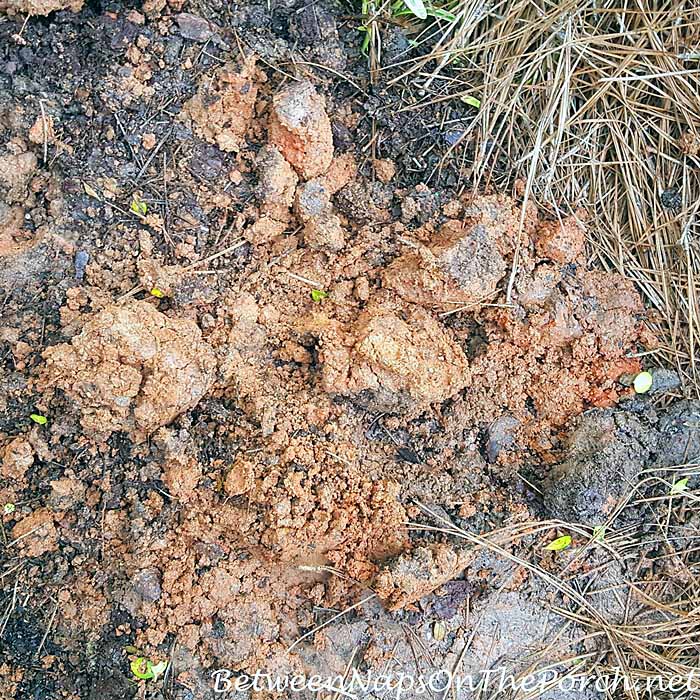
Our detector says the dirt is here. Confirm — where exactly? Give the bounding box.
[41,300,218,441]
[0,0,81,17]
[0,2,695,699]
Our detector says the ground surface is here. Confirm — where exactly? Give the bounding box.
[0,2,697,699]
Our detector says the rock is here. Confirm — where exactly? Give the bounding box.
[0,202,29,259]
[535,216,586,264]
[319,305,470,412]
[175,12,219,42]
[434,219,509,299]
[516,263,559,308]
[137,258,185,298]
[256,145,298,221]
[132,568,162,603]
[383,219,507,308]
[375,543,473,609]
[28,114,55,145]
[577,270,643,359]
[648,367,681,395]
[657,400,700,466]
[295,179,346,251]
[0,0,82,15]
[74,250,89,281]
[383,196,527,309]
[486,415,520,463]
[268,81,333,180]
[295,179,331,221]
[335,180,392,224]
[246,215,287,245]
[457,585,604,700]
[181,58,258,153]
[156,428,203,503]
[41,301,217,441]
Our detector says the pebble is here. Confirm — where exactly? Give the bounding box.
[176,13,217,43]
[649,367,681,394]
[74,250,89,281]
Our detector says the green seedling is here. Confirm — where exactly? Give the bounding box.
[3,503,15,516]
[592,525,605,542]
[545,535,572,551]
[130,657,168,681]
[130,195,148,217]
[30,414,47,425]
[633,371,653,394]
[311,289,328,302]
[461,95,482,109]
[671,477,689,495]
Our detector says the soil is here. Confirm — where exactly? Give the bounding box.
[0,2,696,699]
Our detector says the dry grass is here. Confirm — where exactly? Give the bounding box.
[414,474,700,700]
[378,0,700,394]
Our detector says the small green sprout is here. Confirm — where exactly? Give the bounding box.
[3,503,16,516]
[130,657,167,681]
[461,95,482,109]
[30,414,47,425]
[633,371,653,394]
[671,477,689,495]
[150,288,165,298]
[545,535,572,552]
[311,289,328,303]
[592,525,606,542]
[426,6,456,21]
[130,195,148,217]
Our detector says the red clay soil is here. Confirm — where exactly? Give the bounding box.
[0,41,653,696]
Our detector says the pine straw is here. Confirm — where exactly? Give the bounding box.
[382,0,700,394]
[414,472,700,700]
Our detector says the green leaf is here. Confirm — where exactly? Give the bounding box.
[545,535,572,552]
[130,657,154,680]
[150,287,165,298]
[402,0,427,20]
[427,7,457,21]
[30,414,47,425]
[3,503,15,516]
[671,477,689,495]
[311,289,328,303]
[461,95,481,109]
[130,195,148,217]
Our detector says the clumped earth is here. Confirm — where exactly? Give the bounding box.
[0,2,695,699]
